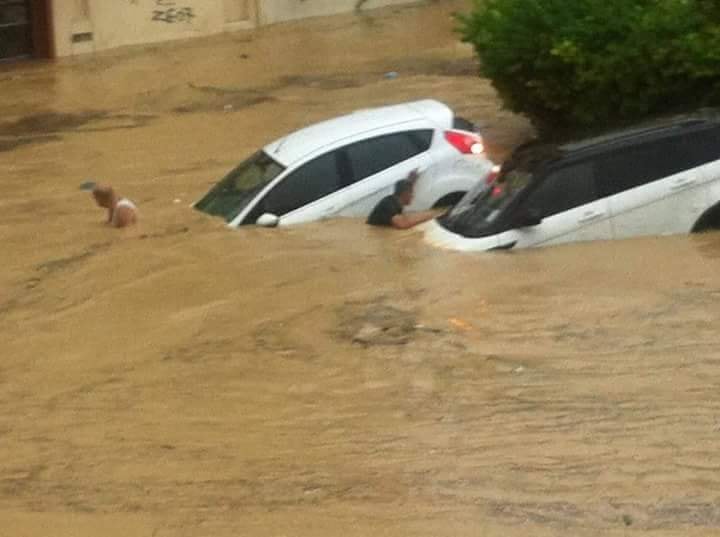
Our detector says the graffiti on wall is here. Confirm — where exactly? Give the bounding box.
[151,0,195,24]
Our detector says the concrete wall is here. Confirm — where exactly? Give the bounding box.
[258,0,418,25]
[51,0,257,57]
[50,0,418,57]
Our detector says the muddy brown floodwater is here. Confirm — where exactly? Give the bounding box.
[2,2,720,536]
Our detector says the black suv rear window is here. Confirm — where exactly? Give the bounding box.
[598,127,720,197]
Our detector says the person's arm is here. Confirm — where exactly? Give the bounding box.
[390,209,439,230]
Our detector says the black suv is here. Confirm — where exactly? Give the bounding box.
[425,112,720,251]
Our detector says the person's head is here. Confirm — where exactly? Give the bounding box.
[394,179,414,206]
[92,185,116,208]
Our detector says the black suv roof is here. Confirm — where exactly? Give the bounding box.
[505,110,720,172]
[562,111,720,155]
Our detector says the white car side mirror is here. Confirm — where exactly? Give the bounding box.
[256,213,280,227]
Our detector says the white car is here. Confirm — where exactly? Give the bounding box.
[194,99,494,227]
[425,112,720,251]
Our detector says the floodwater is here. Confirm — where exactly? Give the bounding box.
[2,2,720,536]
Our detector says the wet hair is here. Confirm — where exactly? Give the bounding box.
[92,185,115,206]
[394,179,413,196]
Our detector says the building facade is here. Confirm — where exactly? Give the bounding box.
[0,0,417,61]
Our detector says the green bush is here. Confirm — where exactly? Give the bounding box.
[457,0,720,132]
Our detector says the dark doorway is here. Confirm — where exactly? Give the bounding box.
[0,0,53,61]
[0,0,33,60]
[30,0,53,58]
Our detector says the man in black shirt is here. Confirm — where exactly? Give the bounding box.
[366,172,439,229]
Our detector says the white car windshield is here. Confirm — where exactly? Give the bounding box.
[195,151,285,222]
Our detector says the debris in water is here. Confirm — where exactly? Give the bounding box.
[352,323,384,345]
[449,318,471,331]
[338,300,416,346]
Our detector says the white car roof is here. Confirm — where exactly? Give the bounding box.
[263,99,454,167]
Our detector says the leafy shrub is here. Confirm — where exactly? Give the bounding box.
[457,0,720,131]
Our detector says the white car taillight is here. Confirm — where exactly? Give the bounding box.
[444,130,485,155]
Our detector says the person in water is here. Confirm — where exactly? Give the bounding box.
[91,185,138,228]
[366,170,438,229]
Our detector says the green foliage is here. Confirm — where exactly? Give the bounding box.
[457,0,720,131]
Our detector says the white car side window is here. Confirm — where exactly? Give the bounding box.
[261,152,342,217]
[344,130,433,186]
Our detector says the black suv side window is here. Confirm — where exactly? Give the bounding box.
[521,161,597,218]
[682,126,720,168]
[598,128,720,197]
[252,151,342,218]
[343,130,433,186]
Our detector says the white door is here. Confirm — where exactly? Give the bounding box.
[664,128,720,233]
[499,160,613,249]
[598,134,712,239]
[245,149,348,226]
[336,129,434,218]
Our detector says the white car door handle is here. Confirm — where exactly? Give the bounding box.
[670,178,697,190]
[578,210,604,223]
